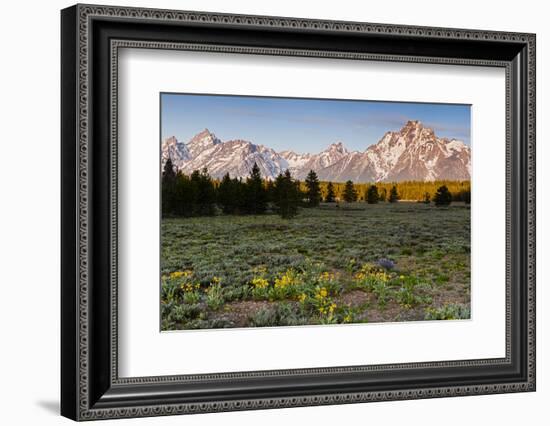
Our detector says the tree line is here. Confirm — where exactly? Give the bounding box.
[314,180,471,203]
[162,159,470,219]
[162,159,310,219]
[357,182,464,206]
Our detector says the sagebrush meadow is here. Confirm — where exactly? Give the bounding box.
[160,94,471,330]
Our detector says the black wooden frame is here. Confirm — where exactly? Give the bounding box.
[61,4,536,421]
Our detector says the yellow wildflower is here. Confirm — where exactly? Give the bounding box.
[316,287,328,298]
[251,277,269,289]
[181,282,200,292]
[274,269,299,289]
[354,272,366,281]
[319,271,335,282]
[298,293,307,303]
[170,271,184,279]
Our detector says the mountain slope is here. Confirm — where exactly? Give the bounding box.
[178,138,288,179]
[161,121,470,182]
[161,136,190,169]
[291,142,350,180]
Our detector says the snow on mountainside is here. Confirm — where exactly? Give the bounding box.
[161,121,470,182]
[161,136,190,168]
[279,150,312,169]
[178,138,288,179]
[186,128,222,159]
[292,142,350,180]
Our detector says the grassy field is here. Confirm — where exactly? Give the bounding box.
[161,202,471,330]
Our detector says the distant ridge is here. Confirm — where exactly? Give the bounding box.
[162,120,470,182]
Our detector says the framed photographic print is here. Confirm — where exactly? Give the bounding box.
[61,4,536,421]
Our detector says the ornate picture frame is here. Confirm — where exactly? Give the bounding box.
[61,4,535,421]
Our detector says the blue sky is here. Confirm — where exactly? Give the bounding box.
[161,93,471,153]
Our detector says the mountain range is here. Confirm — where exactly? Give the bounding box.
[161,120,471,182]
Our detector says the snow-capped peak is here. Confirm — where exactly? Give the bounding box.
[162,135,178,147]
[161,121,471,182]
[403,119,423,130]
[161,136,190,169]
[186,128,222,158]
[280,150,312,169]
[445,138,467,152]
[325,141,349,155]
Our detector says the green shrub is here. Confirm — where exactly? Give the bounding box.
[183,290,201,304]
[425,303,470,320]
[206,284,225,310]
[373,281,390,309]
[395,279,432,308]
[248,303,307,327]
[167,303,201,323]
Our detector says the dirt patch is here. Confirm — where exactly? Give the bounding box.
[366,301,425,323]
[337,290,371,307]
[336,290,427,323]
[430,280,470,312]
[213,300,273,327]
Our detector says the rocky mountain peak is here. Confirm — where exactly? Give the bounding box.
[162,135,178,146]
[326,141,349,155]
[193,128,213,138]
[189,128,218,143]
[161,120,470,182]
[397,120,440,148]
[161,136,190,168]
[187,128,221,158]
[402,119,423,131]
[161,136,180,155]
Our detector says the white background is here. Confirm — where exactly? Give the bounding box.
[119,49,505,377]
[0,0,547,425]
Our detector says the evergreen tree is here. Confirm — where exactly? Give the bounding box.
[244,163,267,214]
[173,172,197,217]
[265,179,275,204]
[366,184,379,204]
[342,180,358,203]
[304,170,321,207]
[433,185,453,206]
[325,182,336,203]
[388,185,400,203]
[217,173,244,214]
[161,159,177,216]
[191,168,217,215]
[234,178,246,212]
[162,158,176,182]
[273,170,300,219]
[217,173,233,214]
